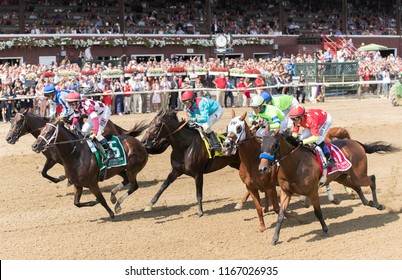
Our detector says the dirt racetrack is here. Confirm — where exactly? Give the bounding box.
[1,97,402,260]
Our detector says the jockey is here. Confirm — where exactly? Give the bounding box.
[289,104,335,168]
[43,84,75,119]
[261,91,299,130]
[65,91,114,164]
[249,95,285,132]
[182,90,223,152]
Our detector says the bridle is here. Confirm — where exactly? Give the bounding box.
[37,123,78,157]
[150,116,188,145]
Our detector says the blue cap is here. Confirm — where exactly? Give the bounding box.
[43,84,55,96]
[260,91,272,103]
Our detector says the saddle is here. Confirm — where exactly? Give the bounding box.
[314,142,352,186]
[190,124,226,159]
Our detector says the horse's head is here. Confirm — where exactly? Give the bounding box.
[5,110,28,144]
[141,110,176,152]
[31,122,59,153]
[222,111,248,156]
[258,126,279,174]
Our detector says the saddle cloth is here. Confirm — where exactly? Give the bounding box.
[86,135,127,169]
[315,142,352,175]
[200,132,226,159]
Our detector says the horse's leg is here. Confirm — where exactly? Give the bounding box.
[248,188,265,232]
[234,189,250,210]
[325,184,340,205]
[263,190,271,213]
[194,174,204,217]
[309,191,328,236]
[271,188,292,245]
[336,175,371,206]
[110,171,129,204]
[41,158,66,183]
[144,169,181,211]
[88,185,115,219]
[73,185,98,207]
[366,175,384,210]
[115,180,139,214]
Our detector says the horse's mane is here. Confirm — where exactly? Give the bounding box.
[125,121,149,138]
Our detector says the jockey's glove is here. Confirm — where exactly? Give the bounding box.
[89,134,96,140]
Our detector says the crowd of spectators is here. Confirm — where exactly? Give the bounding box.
[1,46,401,122]
[0,0,399,35]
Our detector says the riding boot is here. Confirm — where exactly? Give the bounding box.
[324,151,336,168]
[208,131,222,152]
[100,139,114,164]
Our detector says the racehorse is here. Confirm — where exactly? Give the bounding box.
[31,120,148,219]
[238,126,352,209]
[258,129,399,245]
[141,110,241,217]
[222,111,290,232]
[5,110,137,184]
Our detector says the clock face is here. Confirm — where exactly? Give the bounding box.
[215,35,227,48]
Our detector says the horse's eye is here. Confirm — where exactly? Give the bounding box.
[236,125,242,134]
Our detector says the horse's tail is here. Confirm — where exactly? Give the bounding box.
[126,121,149,138]
[358,141,400,154]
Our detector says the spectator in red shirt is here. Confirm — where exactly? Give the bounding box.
[212,73,226,107]
[254,74,265,95]
[236,77,251,107]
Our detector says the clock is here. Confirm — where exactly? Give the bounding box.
[215,34,228,48]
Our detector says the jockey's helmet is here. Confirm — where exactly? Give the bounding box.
[250,95,265,108]
[66,91,81,102]
[260,91,272,103]
[181,91,195,102]
[289,104,306,119]
[43,84,56,96]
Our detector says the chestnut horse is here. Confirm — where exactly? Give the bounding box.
[141,110,241,217]
[31,120,148,219]
[5,110,136,184]
[259,130,399,245]
[222,111,285,232]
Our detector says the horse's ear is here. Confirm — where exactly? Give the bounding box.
[22,108,29,115]
[231,109,236,118]
[240,112,247,121]
[265,124,271,134]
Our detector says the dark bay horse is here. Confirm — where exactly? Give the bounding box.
[141,110,241,217]
[31,120,148,219]
[5,110,137,184]
[222,111,285,232]
[259,130,399,245]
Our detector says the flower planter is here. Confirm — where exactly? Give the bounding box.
[101,74,122,79]
[146,73,166,77]
[195,72,208,76]
[230,73,259,78]
[166,72,187,76]
[208,71,229,76]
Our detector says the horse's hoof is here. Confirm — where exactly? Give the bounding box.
[58,175,66,181]
[234,203,243,210]
[368,201,374,207]
[66,181,72,188]
[110,213,115,219]
[270,240,278,246]
[144,205,153,212]
[110,194,117,204]
[115,204,121,214]
[377,204,385,210]
[331,198,341,205]
[259,227,265,233]
[197,212,204,217]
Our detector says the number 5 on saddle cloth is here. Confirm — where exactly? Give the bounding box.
[86,135,127,181]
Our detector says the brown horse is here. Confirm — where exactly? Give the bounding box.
[259,129,399,245]
[222,111,284,232]
[238,126,352,209]
[5,110,136,184]
[141,110,241,217]
[31,120,148,219]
